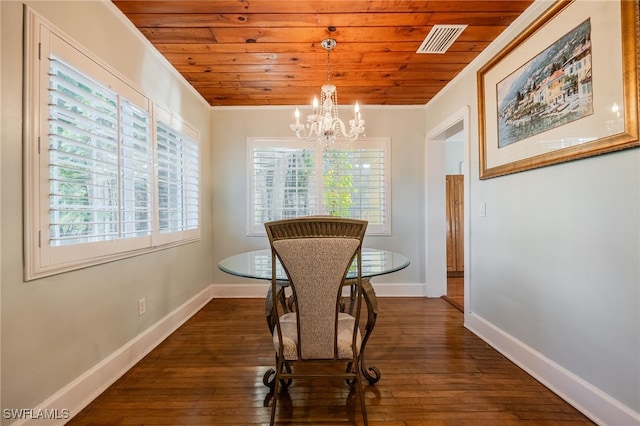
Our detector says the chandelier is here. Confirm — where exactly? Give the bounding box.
[289,38,365,147]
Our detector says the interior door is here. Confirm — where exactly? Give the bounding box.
[446,174,464,274]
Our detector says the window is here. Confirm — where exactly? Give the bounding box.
[154,106,200,245]
[247,137,391,235]
[48,59,153,247]
[24,10,200,279]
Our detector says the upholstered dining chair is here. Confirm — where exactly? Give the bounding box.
[264,216,369,426]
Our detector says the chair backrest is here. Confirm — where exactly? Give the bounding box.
[265,217,367,360]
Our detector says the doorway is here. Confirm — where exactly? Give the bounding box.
[424,107,469,317]
[443,132,464,311]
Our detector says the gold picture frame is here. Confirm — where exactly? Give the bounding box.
[478,0,638,179]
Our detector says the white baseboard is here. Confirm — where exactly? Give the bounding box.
[210,282,270,298]
[13,285,215,426]
[467,312,640,426]
[210,282,426,298]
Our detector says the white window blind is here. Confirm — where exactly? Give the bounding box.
[120,99,153,239]
[24,10,201,279]
[247,138,391,235]
[322,148,387,225]
[156,120,200,234]
[251,146,318,227]
[48,57,153,246]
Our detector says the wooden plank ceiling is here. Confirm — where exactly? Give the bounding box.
[112,0,534,107]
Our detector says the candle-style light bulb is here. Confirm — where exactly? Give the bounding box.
[312,96,319,115]
[354,102,361,122]
[294,108,300,125]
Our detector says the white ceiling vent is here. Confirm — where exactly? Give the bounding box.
[417,25,468,54]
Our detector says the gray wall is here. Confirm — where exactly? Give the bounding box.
[424,0,639,415]
[1,1,213,420]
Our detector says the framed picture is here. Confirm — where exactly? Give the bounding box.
[478,0,638,179]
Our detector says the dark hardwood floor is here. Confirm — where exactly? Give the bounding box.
[67,298,593,425]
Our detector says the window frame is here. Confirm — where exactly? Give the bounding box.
[23,9,200,280]
[246,137,391,236]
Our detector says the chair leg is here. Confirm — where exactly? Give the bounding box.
[269,382,279,426]
[345,361,356,386]
[355,359,368,426]
[270,356,282,425]
[280,361,292,388]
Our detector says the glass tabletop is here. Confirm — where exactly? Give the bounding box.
[218,248,410,281]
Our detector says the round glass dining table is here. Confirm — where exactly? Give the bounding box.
[218,248,410,281]
[218,248,410,386]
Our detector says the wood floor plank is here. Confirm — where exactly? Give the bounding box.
[67,298,594,425]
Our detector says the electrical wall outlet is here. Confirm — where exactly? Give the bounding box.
[138,298,146,316]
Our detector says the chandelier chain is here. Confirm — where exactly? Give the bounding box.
[326,47,331,83]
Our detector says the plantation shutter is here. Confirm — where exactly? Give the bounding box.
[48,57,120,246]
[156,121,200,234]
[247,138,390,235]
[48,57,153,247]
[120,99,153,238]
[322,147,387,226]
[183,135,200,230]
[250,146,317,232]
[26,13,201,279]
